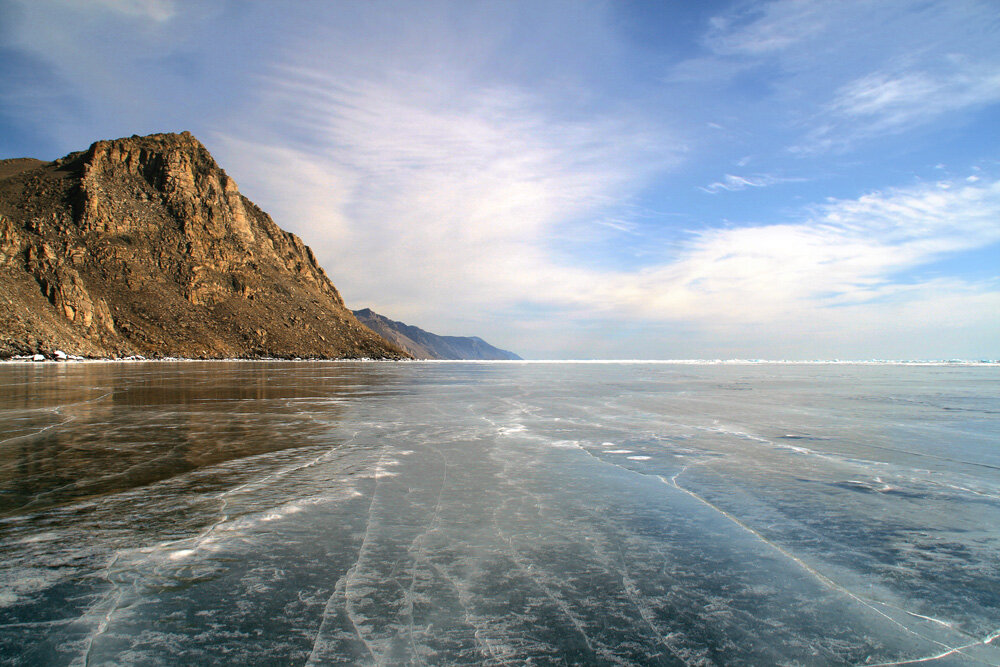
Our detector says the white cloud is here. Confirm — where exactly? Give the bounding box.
[668,0,858,83]
[217,24,1000,357]
[517,176,1000,358]
[701,173,803,194]
[671,0,1000,153]
[704,0,829,56]
[596,178,1000,323]
[219,63,677,326]
[869,64,1000,118]
[1,0,228,151]
[39,0,177,22]
[804,60,1000,150]
[8,0,995,357]
[226,58,1000,354]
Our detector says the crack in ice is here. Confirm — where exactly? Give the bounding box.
[0,391,111,449]
[306,446,384,665]
[864,629,1000,666]
[489,459,598,657]
[612,539,699,666]
[663,467,983,665]
[399,446,449,666]
[78,553,124,667]
[568,441,993,666]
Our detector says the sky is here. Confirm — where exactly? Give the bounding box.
[1,0,998,360]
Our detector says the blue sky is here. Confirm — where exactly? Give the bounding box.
[2,0,999,359]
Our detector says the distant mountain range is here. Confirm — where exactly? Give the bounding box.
[0,132,412,359]
[353,308,521,360]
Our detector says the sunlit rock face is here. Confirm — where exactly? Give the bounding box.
[0,133,409,359]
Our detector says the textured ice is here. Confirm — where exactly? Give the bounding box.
[1,361,998,665]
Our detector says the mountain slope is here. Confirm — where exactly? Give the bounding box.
[0,132,409,359]
[353,308,522,360]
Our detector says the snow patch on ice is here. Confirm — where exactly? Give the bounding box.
[549,439,584,449]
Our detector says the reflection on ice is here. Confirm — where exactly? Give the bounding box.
[1,361,999,664]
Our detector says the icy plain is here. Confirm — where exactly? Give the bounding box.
[0,361,998,665]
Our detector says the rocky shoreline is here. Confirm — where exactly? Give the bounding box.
[1,352,407,362]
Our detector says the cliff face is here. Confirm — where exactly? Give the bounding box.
[353,308,522,360]
[0,132,409,359]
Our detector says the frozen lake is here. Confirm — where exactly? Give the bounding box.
[1,361,998,665]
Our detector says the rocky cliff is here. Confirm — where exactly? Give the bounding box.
[353,308,522,360]
[0,132,409,359]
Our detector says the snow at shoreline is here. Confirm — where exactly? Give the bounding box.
[1,357,997,366]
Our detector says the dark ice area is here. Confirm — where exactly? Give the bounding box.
[0,361,998,665]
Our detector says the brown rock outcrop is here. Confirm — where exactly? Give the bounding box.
[0,132,409,359]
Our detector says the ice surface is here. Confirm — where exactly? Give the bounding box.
[1,361,999,665]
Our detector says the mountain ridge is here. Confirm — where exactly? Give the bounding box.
[0,132,409,359]
[353,308,522,360]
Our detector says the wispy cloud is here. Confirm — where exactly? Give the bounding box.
[220,61,677,326]
[592,178,1000,323]
[703,0,829,56]
[500,176,1000,358]
[86,0,177,22]
[227,56,1000,351]
[221,20,1000,350]
[804,61,1000,150]
[671,0,1000,153]
[701,173,803,194]
[4,0,997,357]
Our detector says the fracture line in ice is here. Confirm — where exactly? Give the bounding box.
[593,429,968,610]
[0,619,75,629]
[489,464,598,656]
[489,423,695,664]
[64,436,372,662]
[473,627,510,665]
[399,446,449,666]
[221,430,363,499]
[409,525,515,667]
[498,514,597,654]
[666,465,983,632]
[427,557,512,665]
[663,467,985,662]
[573,439,997,663]
[612,539,699,666]
[706,420,1000,478]
[864,629,1000,666]
[306,448,384,665]
[0,391,112,449]
[923,478,1000,503]
[15,439,192,514]
[850,440,1000,473]
[77,553,125,667]
[157,431,364,560]
[700,422,847,464]
[0,416,73,449]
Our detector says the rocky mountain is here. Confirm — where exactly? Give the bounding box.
[0,132,409,359]
[352,308,521,360]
